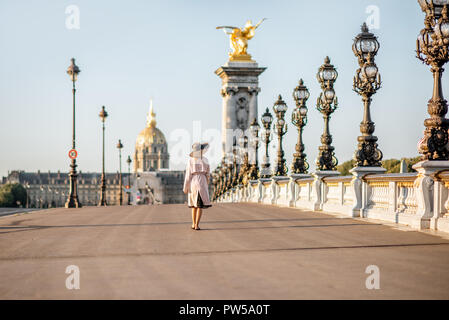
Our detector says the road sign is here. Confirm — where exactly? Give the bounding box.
[68,149,78,160]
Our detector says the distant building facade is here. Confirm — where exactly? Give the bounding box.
[2,102,186,208]
[3,170,129,208]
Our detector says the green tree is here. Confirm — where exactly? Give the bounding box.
[0,183,27,207]
[336,160,355,176]
[336,157,421,175]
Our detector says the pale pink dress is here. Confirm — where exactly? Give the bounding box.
[183,156,212,208]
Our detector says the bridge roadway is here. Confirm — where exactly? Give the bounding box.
[1,203,449,299]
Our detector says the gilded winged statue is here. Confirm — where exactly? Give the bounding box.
[217,18,266,60]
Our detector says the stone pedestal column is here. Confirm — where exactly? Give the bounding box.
[216,61,266,157]
[289,174,312,207]
[350,167,386,218]
[413,161,449,230]
[312,171,341,211]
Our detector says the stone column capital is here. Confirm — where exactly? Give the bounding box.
[248,87,261,96]
[221,87,239,97]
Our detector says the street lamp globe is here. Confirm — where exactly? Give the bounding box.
[250,118,260,137]
[277,118,285,127]
[434,6,449,44]
[317,57,338,84]
[323,88,336,103]
[67,58,80,82]
[127,155,132,165]
[362,63,379,82]
[418,0,449,18]
[353,23,380,63]
[99,106,108,122]
[293,79,310,105]
[273,95,288,117]
[261,108,273,129]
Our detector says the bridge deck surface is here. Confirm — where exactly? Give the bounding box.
[0,203,448,299]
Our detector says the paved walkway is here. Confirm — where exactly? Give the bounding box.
[0,208,40,217]
[0,203,449,299]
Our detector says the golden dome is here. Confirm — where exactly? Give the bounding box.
[136,102,167,147]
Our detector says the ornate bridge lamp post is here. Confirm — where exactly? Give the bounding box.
[416,2,449,160]
[273,95,288,177]
[350,23,386,217]
[218,167,223,197]
[261,108,273,178]
[224,158,230,193]
[126,155,132,205]
[98,106,108,206]
[65,58,82,208]
[238,136,250,185]
[316,57,339,171]
[413,1,449,228]
[291,79,310,174]
[217,165,223,199]
[117,140,123,206]
[215,164,220,199]
[248,118,261,180]
[352,23,384,168]
[231,142,239,188]
[220,161,227,196]
[211,169,218,201]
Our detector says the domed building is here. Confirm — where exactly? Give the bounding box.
[134,103,170,172]
[130,101,185,205]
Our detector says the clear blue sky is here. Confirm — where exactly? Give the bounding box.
[0,0,441,177]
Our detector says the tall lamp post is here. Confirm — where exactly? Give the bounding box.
[417,1,449,160]
[260,108,273,178]
[292,79,310,174]
[117,139,123,206]
[352,23,383,167]
[231,142,238,188]
[316,57,339,171]
[126,155,132,205]
[221,160,228,194]
[98,106,108,206]
[273,95,288,177]
[248,118,261,180]
[65,58,82,208]
[238,136,250,185]
[216,164,223,199]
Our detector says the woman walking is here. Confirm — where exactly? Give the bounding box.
[183,143,212,230]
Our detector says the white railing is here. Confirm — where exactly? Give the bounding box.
[215,167,449,235]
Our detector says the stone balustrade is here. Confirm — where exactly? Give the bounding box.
[215,168,449,234]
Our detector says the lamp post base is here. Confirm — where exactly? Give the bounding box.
[65,198,82,208]
[350,166,386,217]
[65,168,82,209]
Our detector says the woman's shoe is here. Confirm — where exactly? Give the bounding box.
[195,226,201,231]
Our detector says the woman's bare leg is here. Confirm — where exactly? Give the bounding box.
[195,208,203,229]
[191,208,196,229]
